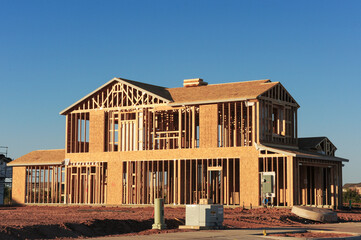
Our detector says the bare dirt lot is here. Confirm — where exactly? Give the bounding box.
[0,205,360,239]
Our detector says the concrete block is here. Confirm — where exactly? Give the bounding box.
[291,206,338,223]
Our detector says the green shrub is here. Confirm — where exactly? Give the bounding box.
[4,186,12,205]
[343,189,361,204]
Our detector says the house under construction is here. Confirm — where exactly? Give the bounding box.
[9,77,348,208]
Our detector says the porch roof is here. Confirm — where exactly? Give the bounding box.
[256,144,348,162]
[7,149,65,167]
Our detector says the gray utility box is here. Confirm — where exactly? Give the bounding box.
[185,204,224,227]
[261,172,275,198]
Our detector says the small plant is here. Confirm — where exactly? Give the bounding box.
[343,189,361,204]
[4,185,12,205]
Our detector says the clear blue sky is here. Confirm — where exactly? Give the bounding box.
[1,0,360,183]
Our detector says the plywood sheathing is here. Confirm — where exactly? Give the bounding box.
[168,79,276,106]
[106,160,123,205]
[8,149,65,166]
[65,146,257,163]
[199,104,218,148]
[239,151,260,206]
[89,111,105,153]
[12,167,26,204]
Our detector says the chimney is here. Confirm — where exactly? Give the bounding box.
[183,78,208,87]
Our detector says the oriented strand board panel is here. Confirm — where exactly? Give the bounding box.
[89,111,105,153]
[199,104,218,148]
[168,80,277,104]
[66,146,259,162]
[8,149,64,166]
[239,147,260,206]
[106,159,123,205]
[12,167,26,204]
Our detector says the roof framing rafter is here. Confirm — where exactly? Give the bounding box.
[258,82,300,108]
[60,78,171,115]
[256,143,348,162]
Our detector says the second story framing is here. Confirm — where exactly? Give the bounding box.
[60,77,300,154]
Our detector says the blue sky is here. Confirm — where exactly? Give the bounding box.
[1,0,360,183]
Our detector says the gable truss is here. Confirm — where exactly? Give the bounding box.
[61,79,170,114]
[92,82,167,109]
[314,138,337,156]
[259,83,299,107]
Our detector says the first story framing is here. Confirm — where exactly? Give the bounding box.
[13,149,344,209]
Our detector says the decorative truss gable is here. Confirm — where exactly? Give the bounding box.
[60,78,171,115]
[314,137,337,156]
[259,83,299,107]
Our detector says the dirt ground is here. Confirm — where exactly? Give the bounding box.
[0,205,361,239]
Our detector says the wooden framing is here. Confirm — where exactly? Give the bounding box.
[217,101,255,147]
[296,157,342,208]
[66,162,107,204]
[24,162,107,204]
[121,158,240,205]
[25,165,64,204]
[259,153,288,206]
[259,148,343,208]
[67,113,90,153]
[12,78,346,209]
[104,107,199,151]
[64,81,168,114]
[311,138,337,156]
[258,99,298,146]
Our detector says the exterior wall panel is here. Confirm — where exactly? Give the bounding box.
[12,167,26,204]
[106,159,123,205]
[89,111,105,153]
[239,148,260,206]
[199,104,218,148]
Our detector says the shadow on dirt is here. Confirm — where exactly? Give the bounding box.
[0,218,183,240]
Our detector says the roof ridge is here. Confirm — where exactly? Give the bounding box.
[299,136,327,139]
[167,79,272,90]
[117,77,168,89]
[208,79,271,86]
[33,149,65,152]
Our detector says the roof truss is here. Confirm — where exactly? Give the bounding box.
[60,78,170,115]
[259,83,299,107]
[314,138,337,156]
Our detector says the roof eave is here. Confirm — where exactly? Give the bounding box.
[256,144,348,162]
[295,154,348,162]
[8,162,63,167]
